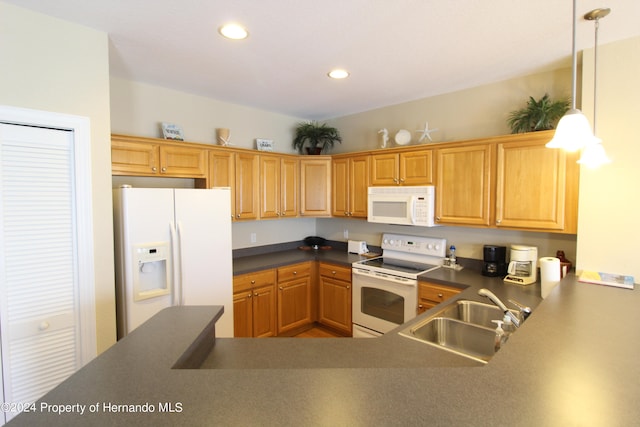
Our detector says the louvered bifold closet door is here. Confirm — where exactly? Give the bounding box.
[0,124,81,420]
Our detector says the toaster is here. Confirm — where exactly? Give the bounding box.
[348,240,368,254]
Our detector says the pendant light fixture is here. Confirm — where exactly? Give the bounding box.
[546,0,600,152]
[577,7,611,168]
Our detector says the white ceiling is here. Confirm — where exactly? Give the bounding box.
[8,0,640,120]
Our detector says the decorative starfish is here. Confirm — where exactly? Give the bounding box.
[416,121,438,142]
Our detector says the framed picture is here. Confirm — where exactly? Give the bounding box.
[161,122,184,141]
[256,138,274,152]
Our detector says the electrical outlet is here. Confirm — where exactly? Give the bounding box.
[343,229,349,239]
[250,233,257,243]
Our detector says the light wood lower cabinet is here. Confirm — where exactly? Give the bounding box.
[277,262,313,335]
[417,281,462,314]
[233,269,277,337]
[318,263,352,336]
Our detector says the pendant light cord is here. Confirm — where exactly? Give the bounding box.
[570,0,578,111]
[593,17,600,135]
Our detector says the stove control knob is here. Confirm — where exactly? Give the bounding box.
[427,244,433,249]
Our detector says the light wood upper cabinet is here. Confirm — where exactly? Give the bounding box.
[370,150,433,186]
[234,152,260,220]
[495,131,578,232]
[260,154,298,219]
[208,148,235,217]
[111,135,207,178]
[435,143,493,226]
[300,157,331,217]
[332,154,369,218]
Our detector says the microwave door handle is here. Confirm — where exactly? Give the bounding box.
[409,195,418,225]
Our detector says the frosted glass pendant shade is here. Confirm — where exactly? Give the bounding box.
[546,109,599,152]
[578,140,611,168]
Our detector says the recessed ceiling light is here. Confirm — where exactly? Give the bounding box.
[219,23,248,40]
[328,69,350,79]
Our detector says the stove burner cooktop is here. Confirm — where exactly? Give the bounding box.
[355,257,441,276]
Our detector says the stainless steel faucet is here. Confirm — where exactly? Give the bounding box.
[478,288,531,328]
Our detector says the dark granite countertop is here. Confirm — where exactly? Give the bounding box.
[9,247,640,426]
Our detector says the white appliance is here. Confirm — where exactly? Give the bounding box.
[367,186,436,227]
[113,186,233,338]
[352,233,446,337]
[504,245,538,285]
[348,240,369,254]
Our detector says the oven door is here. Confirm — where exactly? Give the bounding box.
[352,268,418,336]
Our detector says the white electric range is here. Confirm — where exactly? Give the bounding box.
[351,233,447,337]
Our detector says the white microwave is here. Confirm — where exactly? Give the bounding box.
[367,186,437,227]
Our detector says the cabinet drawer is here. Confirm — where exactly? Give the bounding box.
[419,282,461,304]
[319,263,351,282]
[234,269,276,293]
[277,262,312,282]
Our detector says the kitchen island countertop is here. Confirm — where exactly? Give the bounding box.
[8,248,640,426]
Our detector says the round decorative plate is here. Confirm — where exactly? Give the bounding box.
[395,129,411,145]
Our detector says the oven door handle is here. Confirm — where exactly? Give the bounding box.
[352,268,417,286]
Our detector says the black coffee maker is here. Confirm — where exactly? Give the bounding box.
[482,245,507,277]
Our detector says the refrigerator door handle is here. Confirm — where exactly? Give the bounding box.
[169,221,182,306]
[175,220,185,306]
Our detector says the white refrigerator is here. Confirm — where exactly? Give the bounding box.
[113,186,233,338]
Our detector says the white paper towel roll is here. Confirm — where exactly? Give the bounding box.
[540,257,561,299]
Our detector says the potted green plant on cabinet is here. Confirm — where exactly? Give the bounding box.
[507,94,570,133]
[293,121,342,154]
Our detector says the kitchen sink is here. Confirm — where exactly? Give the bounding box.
[436,300,518,328]
[399,317,497,364]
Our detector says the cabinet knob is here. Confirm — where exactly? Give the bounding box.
[293,271,297,275]
[254,292,259,297]
[279,286,283,290]
[393,178,398,184]
[344,211,349,216]
[435,217,441,222]
[161,167,167,172]
[250,280,256,284]
[39,321,50,331]
[437,293,443,298]
[346,285,350,289]
[236,214,241,218]
[247,293,252,298]
[496,219,502,224]
[399,178,405,183]
[151,167,157,172]
[331,270,336,275]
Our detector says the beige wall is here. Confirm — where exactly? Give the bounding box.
[577,36,640,279]
[0,2,116,353]
[110,77,304,153]
[327,68,572,153]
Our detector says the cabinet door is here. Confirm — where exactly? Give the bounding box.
[277,277,312,335]
[435,144,492,226]
[252,284,277,337]
[400,150,433,185]
[349,155,370,217]
[280,157,299,218]
[331,157,350,217]
[209,149,235,218]
[235,152,260,220]
[318,264,352,336]
[233,291,253,337]
[159,145,207,177]
[418,282,462,314]
[370,153,399,186]
[111,139,159,175]
[496,140,566,230]
[259,154,280,219]
[300,158,331,217]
